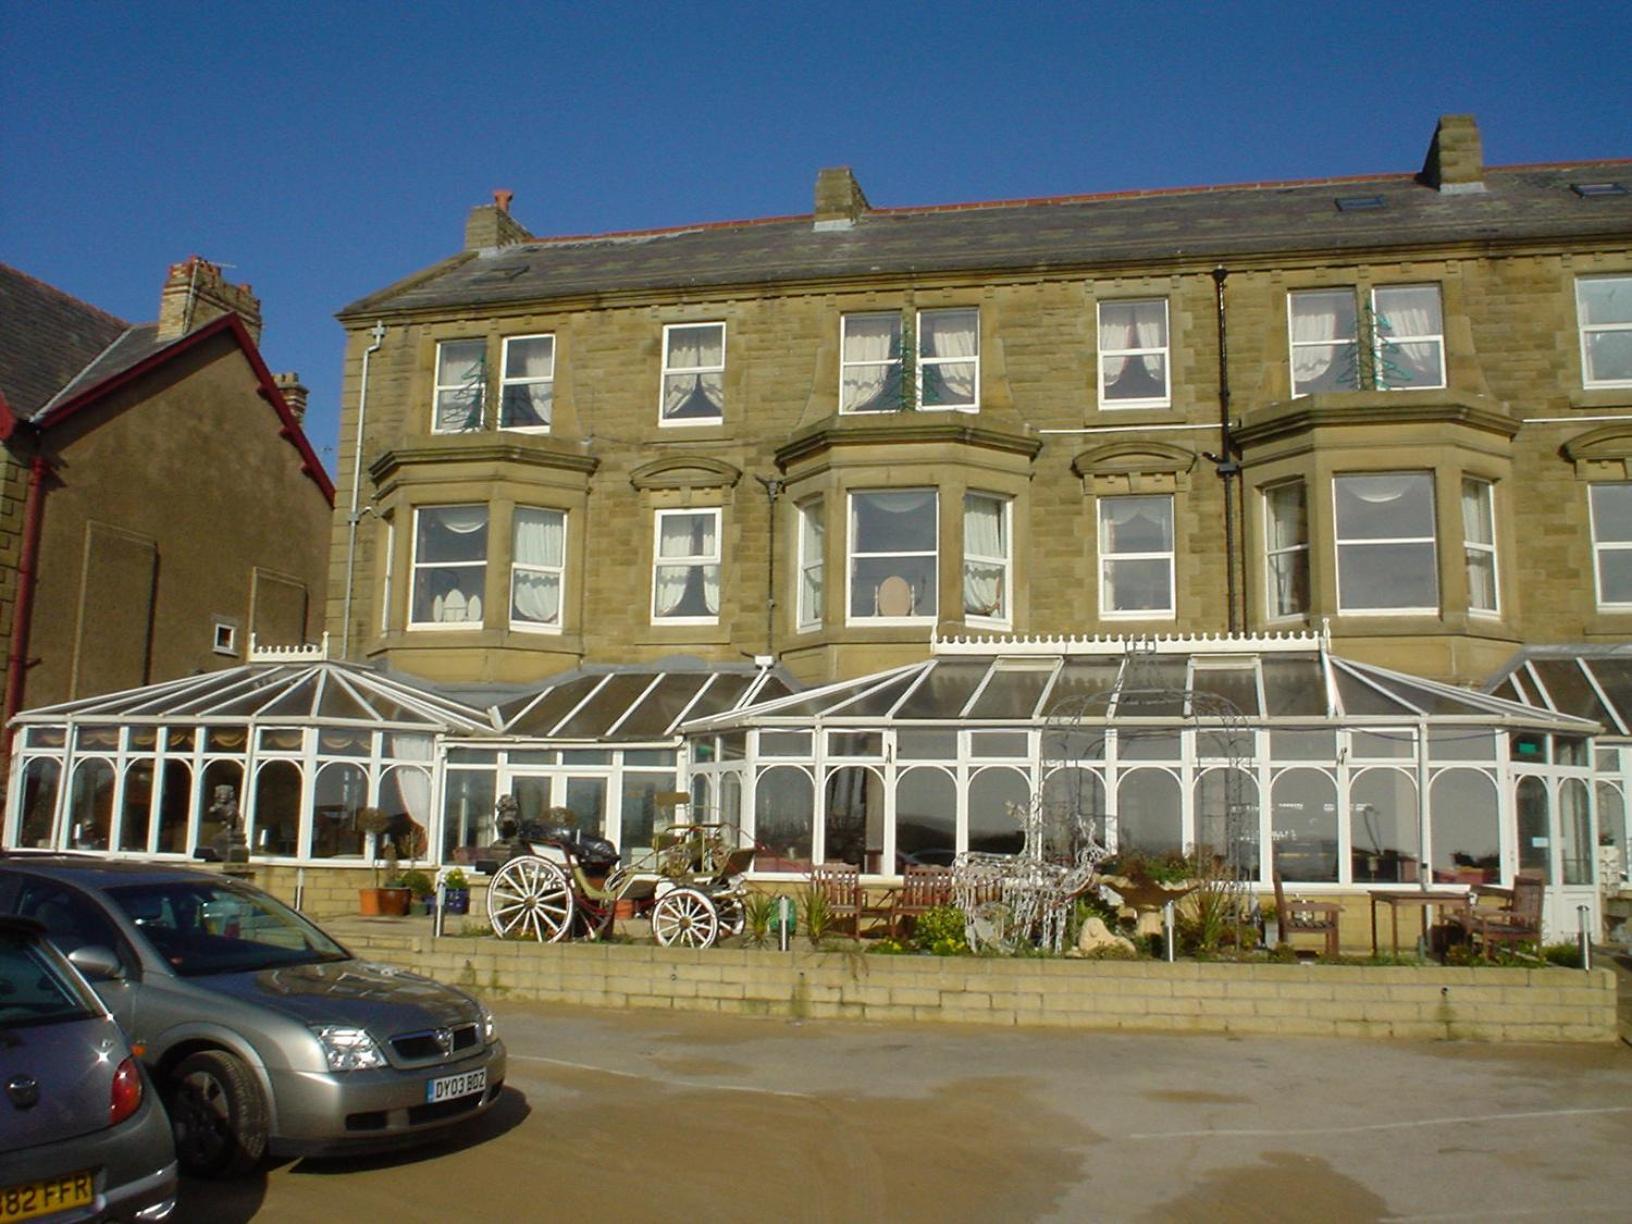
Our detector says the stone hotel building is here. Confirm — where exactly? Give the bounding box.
[9,115,1632,939]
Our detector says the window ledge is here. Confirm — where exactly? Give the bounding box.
[1569,388,1632,411]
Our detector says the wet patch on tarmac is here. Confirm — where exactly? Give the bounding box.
[1145,1089,1251,1105]
[1142,1151,1389,1223]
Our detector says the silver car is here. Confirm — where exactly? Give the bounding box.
[0,916,177,1221]
[0,859,506,1177]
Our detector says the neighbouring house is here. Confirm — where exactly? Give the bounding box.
[7,116,1632,942]
[0,258,333,820]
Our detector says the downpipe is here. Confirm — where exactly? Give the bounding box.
[340,322,386,658]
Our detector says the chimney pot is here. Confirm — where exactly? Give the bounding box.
[273,372,309,423]
[494,189,514,213]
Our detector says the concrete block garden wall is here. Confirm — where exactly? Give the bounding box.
[339,929,1619,1044]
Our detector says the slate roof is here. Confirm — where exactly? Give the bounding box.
[0,263,127,417]
[340,161,1632,318]
[39,324,172,414]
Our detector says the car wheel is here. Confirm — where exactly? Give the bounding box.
[168,1050,269,1178]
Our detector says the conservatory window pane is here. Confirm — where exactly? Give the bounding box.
[1560,778,1592,885]
[896,768,956,869]
[969,769,1028,855]
[756,767,814,873]
[1516,777,1552,883]
[1350,769,1420,884]
[117,763,153,853]
[18,759,62,850]
[1116,769,1182,857]
[896,730,958,760]
[68,760,114,850]
[1270,769,1338,882]
[1430,770,1500,885]
[251,762,302,857]
[824,767,884,870]
[441,770,497,865]
[154,761,190,854]
[1041,768,1106,854]
[621,772,676,864]
[1194,768,1259,878]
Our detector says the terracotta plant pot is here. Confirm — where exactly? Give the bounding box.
[359,886,413,917]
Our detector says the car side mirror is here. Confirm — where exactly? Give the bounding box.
[68,944,126,982]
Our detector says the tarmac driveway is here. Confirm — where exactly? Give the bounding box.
[178,1000,1632,1222]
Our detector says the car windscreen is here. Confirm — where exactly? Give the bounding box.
[106,880,350,977]
[0,930,104,1027]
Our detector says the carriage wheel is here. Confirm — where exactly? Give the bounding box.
[651,887,720,949]
[487,857,575,942]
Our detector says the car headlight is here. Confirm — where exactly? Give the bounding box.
[479,1002,497,1044]
[312,1025,387,1072]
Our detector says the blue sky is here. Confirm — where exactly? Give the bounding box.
[5,1,1627,471]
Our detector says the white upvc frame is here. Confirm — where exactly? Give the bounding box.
[1461,477,1500,616]
[1263,480,1309,621]
[1577,274,1632,389]
[1332,473,1439,616]
[838,311,903,414]
[651,507,722,625]
[509,506,567,634]
[795,497,824,633]
[1588,482,1632,610]
[846,489,939,627]
[407,504,488,631]
[1097,494,1175,620]
[659,321,726,426]
[1371,284,1446,390]
[379,517,394,633]
[915,306,980,412]
[1288,288,1360,397]
[431,338,487,434]
[1096,297,1170,408]
[962,491,1012,629]
[498,334,554,433]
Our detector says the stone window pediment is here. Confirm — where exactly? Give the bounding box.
[1564,424,1632,480]
[629,455,742,493]
[1071,441,1196,495]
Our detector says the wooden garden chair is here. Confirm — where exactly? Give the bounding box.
[889,864,953,940]
[810,862,863,938]
[1454,871,1544,959]
[1272,869,1342,958]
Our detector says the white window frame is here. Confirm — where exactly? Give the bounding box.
[1288,289,1360,397]
[498,334,554,433]
[1589,482,1632,610]
[846,489,939,627]
[432,339,487,434]
[796,498,824,633]
[659,322,726,426]
[839,312,904,414]
[915,307,980,412]
[962,492,1012,629]
[408,505,488,631]
[1097,495,1175,620]
[379,517,394,632]
[1461,477,1499,616]
[510,507,567,634]
[1332,473,1439,616]
[651,508,722,626]
[1096,298,1170,408]
[1372,284,1446,391]
[1577,275,1632,389]
[1263,481,1309,621]
[211,618,238,657]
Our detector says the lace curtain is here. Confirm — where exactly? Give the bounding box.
[841,315,902,411]
[512,509,564,625]
[663,326,725,418]
[963,495,1005,616]
[654,514,720,616]
[1099,300,1166,389]
[1291,291,1357,390]
[920,310,977,406]
[1375,286,1442,387]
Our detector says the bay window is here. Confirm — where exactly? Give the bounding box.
[963,492,1010,625]
[1578,275,1632,387]
[1097,299,1169,407]
[432,339,486,432]
[1589,482,1632,608]
[1264,482,1309,619]
[661,322,726,423]
[410,506,487,627]
[796,499,824,631]
[652,509,721,623]
[1098,495,1174,618]
[1461,478,1499,614]
[849,490,937,622]
[1333,473,1438,613]
[511,508,566,631]
[500,335,553,431]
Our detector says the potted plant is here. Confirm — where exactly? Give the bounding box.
[441,868,471,916]
[357,808,413,917]
[399,869,435,915]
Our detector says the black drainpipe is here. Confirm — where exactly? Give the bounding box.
[754,475,784,657]
[1208,266,1243,634]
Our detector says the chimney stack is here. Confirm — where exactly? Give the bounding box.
[813,166,870,230]
[157,256,264,343]
[1419,114,1485,194]
[465,189,532,251]
[273,372,309,423]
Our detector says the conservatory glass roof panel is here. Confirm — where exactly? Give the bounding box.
[1189,664,1261,717]
[263,675,321,718]
[1260,657,1329,717]
[1530,659,1616,728]
[492,676,604,737]
[1041,658,1124,718]
[968,663,1056,720]
[616,674,712,738]
[1333,668,1412,717]
[895,660,989,719]
[1583,659,1632,734]
[828,672,923,718]
[684,674,757,720]
[554,674,660,739]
